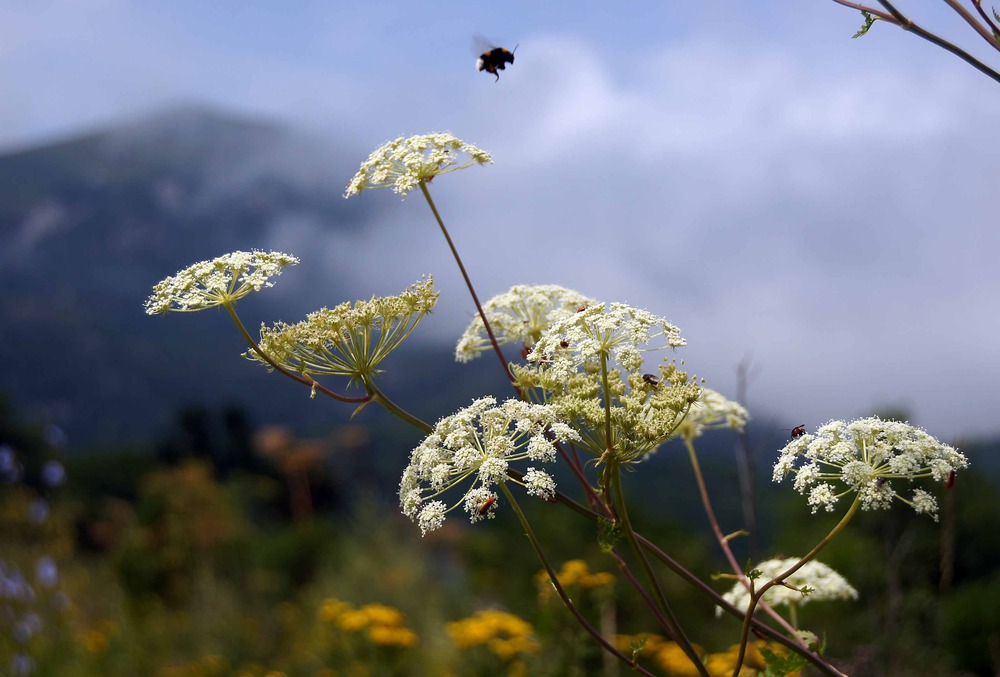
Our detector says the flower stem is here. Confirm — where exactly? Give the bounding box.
[635,534,845,677]
[731,496,862,677]
[600,353,614,454]
[609,465,710,677]
[362,378,433,434]
[418,180,517,389]
[498,482,657,676]
[223,302,372,404]
[507,468,844,676]
[684,437,805,641]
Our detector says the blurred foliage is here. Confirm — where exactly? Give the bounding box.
[1,397,999,675]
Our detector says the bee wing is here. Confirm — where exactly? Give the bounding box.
[472,33,498,56]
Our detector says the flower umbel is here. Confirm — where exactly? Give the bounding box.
[247,277,438,382]
[399,397,579,535]
[144,250,299,314]
[772,416,968,519]
[455,284,598,363]
[528,302,686,376]
[511,301,699,462]
[345,133,493,198]
[676,388,749,441]
[717,558,858,616]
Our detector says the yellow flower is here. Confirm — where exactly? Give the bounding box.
[583,571,616,589]
[78,629,109,654]
[488,635,540,659]
[360,603,406,628]
[538,560,615,599]
[368,625,418,648]
[338,609,370,632]
[653,641,705,676]
[319,598,353,623]
[703,642,768,677]
[447,609,535,655]
[614,632,668,655]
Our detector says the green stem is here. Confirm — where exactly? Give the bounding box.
[731,496,862,677]
[362,378,433,434]
[418,181,517,389]
[683,437,805,643]
[497,482,657,677]
[223,302,371,404]
[610,465,710,677]
[600,353,614,454]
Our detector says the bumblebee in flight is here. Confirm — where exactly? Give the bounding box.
[477,44,517,82]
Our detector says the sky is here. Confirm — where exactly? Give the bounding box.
[2,0,999,441]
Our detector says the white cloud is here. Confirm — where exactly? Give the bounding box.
[2,1,997,440]
[381,33,1000,440]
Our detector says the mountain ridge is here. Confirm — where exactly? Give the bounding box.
[0,105,395,447]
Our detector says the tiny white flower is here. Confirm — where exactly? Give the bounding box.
[455,285,598,363]
[910,488,938,516]
[399,398,578,535]
[345,132,493,198]
[676,388,749,440]
[464,487,498,523]
[247,277,438,382]
[417,501,448,536]
[529,302,685,375]
[145,250,299,314]
[718,558,857,616]
[523,468,556,500]
[773,417,968,519]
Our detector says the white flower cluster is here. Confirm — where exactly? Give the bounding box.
[247,277,438,381]
[455,284,597,363]
[478,292,701,463]
[145,250,299,315]
[772,417,968,519]
[718,558,857,615]
[399,397,579,535]
[676,388,749,440]
[528,302,686,378]
[345,133,493,198]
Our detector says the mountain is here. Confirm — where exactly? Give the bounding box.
[0,106,437,447]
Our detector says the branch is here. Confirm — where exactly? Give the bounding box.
[829,0,1000,84]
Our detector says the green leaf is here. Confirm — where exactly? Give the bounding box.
[853,10,878,39]
[760,643,810,677]
[597,516,622,552]
[630,636,649,653]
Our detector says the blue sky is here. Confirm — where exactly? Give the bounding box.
[3,0,999,440]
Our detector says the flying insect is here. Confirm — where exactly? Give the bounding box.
[476,41,517,82]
